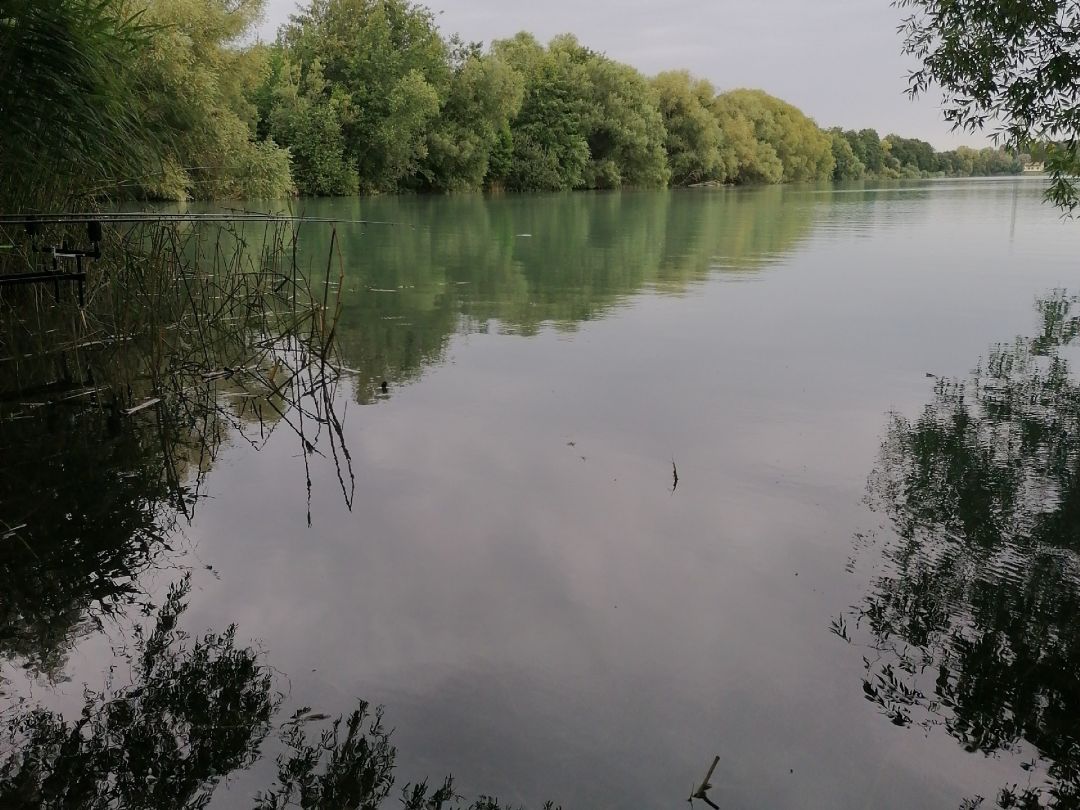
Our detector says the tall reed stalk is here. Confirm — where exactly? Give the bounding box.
[0,0,162,213]
[0,215,354,523]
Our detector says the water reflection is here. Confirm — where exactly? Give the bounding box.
[0,190,822,685]
[0,575,553,810]
[3,185,1055,808]
[0,403,176,678]
[290,188,819,401]
[837,291,1080,807]
[0,191,829,805]
[0,219,353,678]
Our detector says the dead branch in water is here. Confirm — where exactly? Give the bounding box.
[690,755,720,809]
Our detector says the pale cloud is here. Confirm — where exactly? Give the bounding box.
[257,0,981,149]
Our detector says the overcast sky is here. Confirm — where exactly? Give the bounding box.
[257,0,979,149]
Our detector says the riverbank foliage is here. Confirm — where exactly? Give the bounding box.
[1,0,1023,206]
[895,0,1080,211]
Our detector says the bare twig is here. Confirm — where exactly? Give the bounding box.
[691,755,720,809]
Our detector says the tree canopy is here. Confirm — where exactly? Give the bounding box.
[712,90,834,183]
[652,71,724,185]
[0,0,1028,207]
[828,128,1021,182]
[896,0,1080,209]
[131,0,294,200]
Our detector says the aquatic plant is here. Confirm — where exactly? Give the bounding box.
[0,214,353,678]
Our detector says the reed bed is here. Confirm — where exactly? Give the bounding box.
[0,215,355,524]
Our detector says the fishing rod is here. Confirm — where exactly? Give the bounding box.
[0,213,408,227]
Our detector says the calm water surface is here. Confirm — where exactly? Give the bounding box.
[3,178,1079,808]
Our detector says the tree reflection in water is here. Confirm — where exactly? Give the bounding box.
[0,218,354,680]
[0,576,560,810]
[835,291,1080,808]
[0,217,561,809]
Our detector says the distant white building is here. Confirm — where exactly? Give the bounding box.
[1024,162,1046,173]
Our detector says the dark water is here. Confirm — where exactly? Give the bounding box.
[3,179,1080,809]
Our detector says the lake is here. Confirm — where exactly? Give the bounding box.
[2,178,1079,809]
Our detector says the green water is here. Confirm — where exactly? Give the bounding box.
[3,178,1080,809]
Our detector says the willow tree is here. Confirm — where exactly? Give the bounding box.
[269,56,359,196]
[568,38,669,189]
[491,33,594,191]
[883,134,939,174]
[125,0,293,200]
[936,146,1022,178]
[896,0,1080,209]
[828,129,866,180]
[710,93,783,184]
[712,89,834,184]
[416,40,524,192]
[652,71,724,186]
[836,128,888,176]
[492,33,669,191]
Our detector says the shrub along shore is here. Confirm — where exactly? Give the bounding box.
[2,0,1023,209]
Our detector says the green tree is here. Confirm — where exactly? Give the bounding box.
[0,0,295,205]
[281,0,449,192]
[652,71,724,185]
[934,146,1021,178]
[896,0,1079,209]
[128,0,294,200]
[843,128,887,175]
[883,134,938,174]
[570,39,669,188]
[491,34,669,191]
[975,146,1023,176]
[416,40,524,192]
[828,129,866,180]
[712,90,834,183]
[270,57,359,195]
[492,33,594,191]
[710,97,779,184]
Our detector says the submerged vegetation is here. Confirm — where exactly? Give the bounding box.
[0,0,1023,208]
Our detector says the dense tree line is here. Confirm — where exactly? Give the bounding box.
[828,129,1022,181]
[1,0,1024,205]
